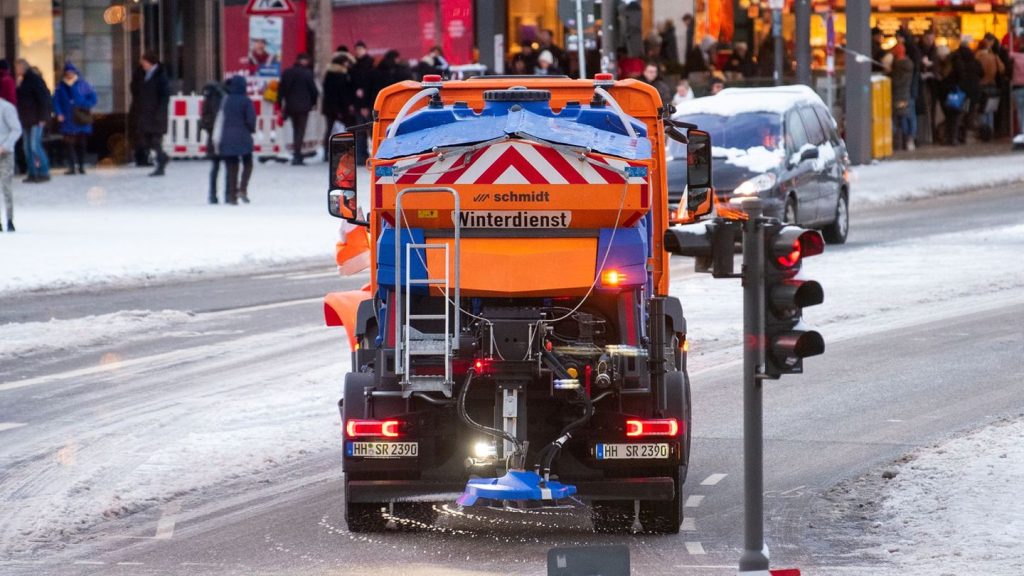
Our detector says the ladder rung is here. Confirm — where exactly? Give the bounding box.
[407,279,447,285]
[409,349,448,356]
[408,243,448,250]
[409,314,448,320]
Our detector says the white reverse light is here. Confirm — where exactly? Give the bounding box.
[733,173,777,197]
[473,441,496,459]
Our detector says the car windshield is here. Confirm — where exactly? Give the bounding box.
[678,112,783,153]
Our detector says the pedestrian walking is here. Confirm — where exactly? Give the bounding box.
[200,80,226,204]
[14,58,51,183]
[944,37,982,146]
[0,60,17,105]
[322,53,355,154]
[371,50,413,104]
[136,52,171,176]
[890,43,917,150]
[0,95,21,232]
[213,76,256,205]
[52,62,96,175]
[129,64,152,166]
[278,53,319,166]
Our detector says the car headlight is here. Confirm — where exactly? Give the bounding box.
[732,173,777,196]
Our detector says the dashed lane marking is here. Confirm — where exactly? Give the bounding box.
[286,271,338,281]
[73,561,105,565]
[0,422,26,432]
[700,473,727,486]
[684,541,706,555]
[116,562,144,566]
[201,296,323,318]
[681,517,697,531]
[684,495,705,508]
[153,503,181,540]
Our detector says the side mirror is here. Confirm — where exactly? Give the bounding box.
[685,128,714,221]
[328,133,367,225]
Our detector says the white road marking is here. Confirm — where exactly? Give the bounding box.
[779,485,806,497]
[0,422,26,432]
[153,503,181,540]
[681,517,697,531]
[201,296,323,318]
[251,272,288,280]
[700,473,727,486]
[684,541,706,555]
[287,271,338,281]
[116,562,144,566]
[887,419,905,422]
[0,346,221,393]
[684,495,705,508]
[73,561,105,565]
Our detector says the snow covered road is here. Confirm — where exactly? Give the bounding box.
[1,177,1023,575]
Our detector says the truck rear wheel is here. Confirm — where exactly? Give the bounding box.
[342,373,390,533]
[639,468,684,534]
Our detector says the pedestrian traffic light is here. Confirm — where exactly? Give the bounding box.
[763,223,825,378]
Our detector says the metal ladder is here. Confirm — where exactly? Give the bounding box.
[393,187,461,395]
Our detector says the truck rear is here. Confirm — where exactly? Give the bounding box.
[325,75,709,534]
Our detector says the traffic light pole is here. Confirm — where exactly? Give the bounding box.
[737,199,770,573]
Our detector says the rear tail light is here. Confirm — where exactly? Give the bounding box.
[625,418,681,437]
[345,419,400,438]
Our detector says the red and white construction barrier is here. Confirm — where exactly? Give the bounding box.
[164,93,322,161]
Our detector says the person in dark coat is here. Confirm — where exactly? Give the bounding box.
[370,50,413,106]
[277,53,319,166]
[135,52,170,176]
[213,76,256,205]
[200,80,226,204]
[52,62,97,175]
[128,65,151,166]
[14,59,51,182]
[641,62,671,105]
[322,53,355,155]
[945,37,982,145]
[350,41,375,163]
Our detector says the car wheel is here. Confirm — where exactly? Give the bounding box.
[783,195,798,225]
[822,191,849,245]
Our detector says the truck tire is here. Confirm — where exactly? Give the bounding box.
[638,468,683,534]
[667,371,693,485]
[343,373,390,533]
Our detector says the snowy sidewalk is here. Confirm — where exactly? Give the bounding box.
[871,417,1024,575]
[1,152,1022,295]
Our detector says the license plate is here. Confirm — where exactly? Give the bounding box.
[346,442,419,458]
[595,443,670,460]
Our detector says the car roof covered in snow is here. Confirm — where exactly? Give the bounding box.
[672,85,827,118]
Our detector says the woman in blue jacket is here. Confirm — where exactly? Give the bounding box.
[213,75,256,204]
[52,62,97,175]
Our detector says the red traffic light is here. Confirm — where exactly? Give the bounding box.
[771,227,824,269]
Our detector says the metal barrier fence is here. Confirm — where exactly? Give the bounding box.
[165,93,323,161]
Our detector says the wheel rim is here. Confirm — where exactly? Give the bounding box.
[836,196,848,237]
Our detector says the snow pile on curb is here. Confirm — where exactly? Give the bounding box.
[0,310,194,361]
[877,417,1024,575]
[850,154,1024,208]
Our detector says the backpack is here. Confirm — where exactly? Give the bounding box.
[200,83,225,132]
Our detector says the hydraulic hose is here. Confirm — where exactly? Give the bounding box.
[536,387,594,478]
[457,368,520,453]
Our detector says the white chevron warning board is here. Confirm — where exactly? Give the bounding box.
[246,0,295,16]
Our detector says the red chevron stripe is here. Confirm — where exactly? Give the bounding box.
[434,149,483,184]
[534,145,587,184]
[475,146,548,184]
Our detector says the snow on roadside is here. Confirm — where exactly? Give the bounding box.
[850,154,1024,209]
[0,310,194,361]
[0,161,350,295]
[873,417,1024,575]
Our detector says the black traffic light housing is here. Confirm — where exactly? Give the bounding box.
[763,223,825,378]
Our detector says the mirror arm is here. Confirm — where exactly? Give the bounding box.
[666,125,688,144]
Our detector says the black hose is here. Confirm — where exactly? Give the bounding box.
[539,387,594,475]
[457,368,520,452]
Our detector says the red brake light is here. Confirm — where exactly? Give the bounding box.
[625,418,680,437]
[346,419,400,438]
